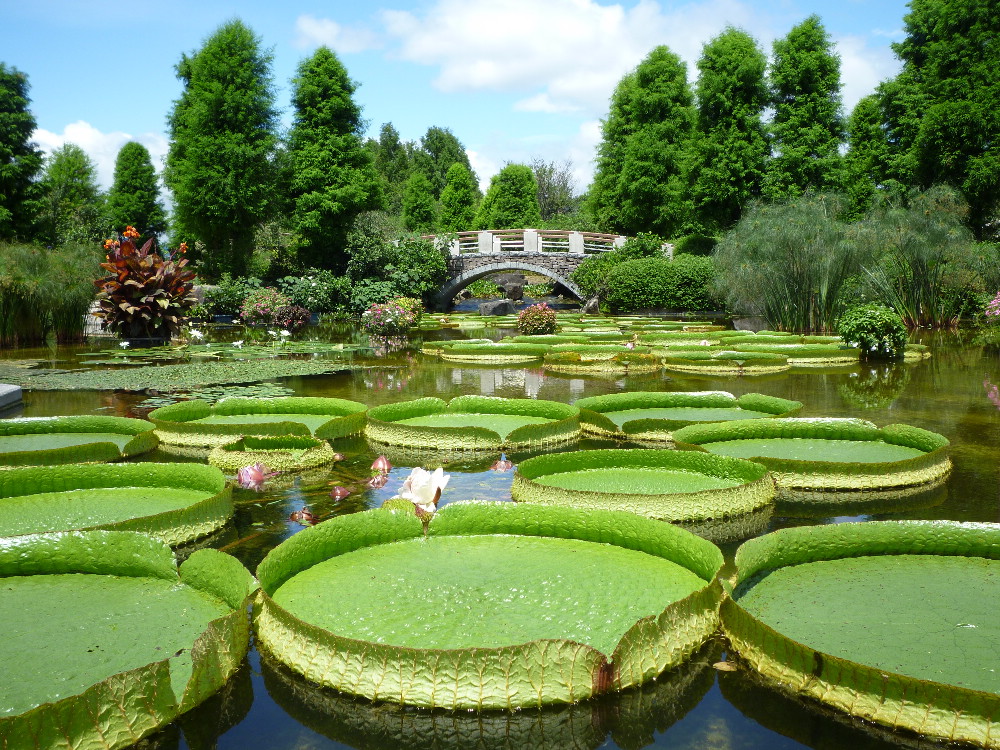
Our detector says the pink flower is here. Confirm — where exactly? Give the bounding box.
[371,455,392,475]
[368,474,389,490]
[490,452,514,472]
[237,462,278,492]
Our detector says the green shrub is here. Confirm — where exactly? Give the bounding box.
[276,269,350,313]
[517,302,557,335]
[203,274,262,316]
[361,299,418,336]
[570,232,665,298]
[463,278,503,298]
[603,255,719,312]
[836,303,908,360]
[673,234,717,256]
[239,288,291,326]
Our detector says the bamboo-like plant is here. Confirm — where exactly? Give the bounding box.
[93,227,197,344]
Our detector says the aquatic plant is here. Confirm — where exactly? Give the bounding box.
[236,462,278,491]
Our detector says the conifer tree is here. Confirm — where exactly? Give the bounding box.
[402,171,437,234]
[38,143,105,246]
[105,141,167,240]
[474,164,541,229]
[843,95,896,218]
[0,64,44,241]
[439,162,478,231]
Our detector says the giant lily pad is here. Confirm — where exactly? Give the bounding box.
[0,530,256,749]
[511,449,774,527]
[438,342,551,364]
[0,415,157,466]
[724,521,1000,748]
[543,351,661,374]
[149,396,367,447]
[365,395,580,451]
[0,463,232,546]
[661,350,791,375]
[254,502,723,709]
[208,435,336,473]
[673,417,951,491]
[574,390,802,442]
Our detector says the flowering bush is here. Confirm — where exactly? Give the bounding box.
[392,296,424,325]
[517,302,557,335]
[239,288,291,326]
[986,291,1000,321]
[271,304,311,333]
[361,299,418,335]
[93,226,197,343]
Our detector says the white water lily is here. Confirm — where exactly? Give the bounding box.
[399,467,450,513]
[280,329,291,338]
[190,329,205,340]
[119,341,130,349]
[233,340,244,349]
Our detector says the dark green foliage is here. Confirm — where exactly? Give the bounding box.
[276,269,350,313]
[38,144,106,247]
[763,16,845,200]
[713,194,857,331]
[591,47,697,236]
[94,231,197,342]
[836,303,908,360]
[105,142,167,242]
[0,64,44,241]
[0,241,98,345]
[673,234,717,256]
[371,123,412,215]
[570,232,664,298]
[856,186,978,327]
[474,164,541,229]
[603,255,718,313]
[843,95,898,219]
[885,0,1000,239]
[344,212,447,311]
[691,28,769,233]
[287,47,383,271]
[413,126,475,200]
[203,274,261,316]
[439,162,478,231]
[164,20,279,278]
[402,171,437,233]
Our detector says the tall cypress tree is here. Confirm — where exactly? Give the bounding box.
[590,72,637,232]
[690,28,769,233]
[474,164,541,230]
[0,64,44,241]
[164,20,278,277]
[413,126,475,200]
[843,95,896,218]
[371,122,412,216]
[402,171,437,234]
[286,46,383,270]
[763,15,845,199]
[105,141,167,239]
[885,0,1000,238]
[439,162,478,231]
[38,143,105,247]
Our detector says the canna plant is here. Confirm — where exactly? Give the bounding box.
[93,226,197,344]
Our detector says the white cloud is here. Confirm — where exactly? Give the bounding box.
[833,34,901,113]
[466,148,501,193]
[294,14,381,53]
[33,121,168,191]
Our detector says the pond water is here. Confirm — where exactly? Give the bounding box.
[4,320,999,750]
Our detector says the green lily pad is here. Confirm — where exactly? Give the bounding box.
[724,521,1000,748]
[0,531,256,749]
[0,463,232,545]
[0,416,158,467]
[255,502,723,709]
[394,412,552,440]
[208,435,336,473]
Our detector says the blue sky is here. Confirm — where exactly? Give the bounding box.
[0,0,911,193]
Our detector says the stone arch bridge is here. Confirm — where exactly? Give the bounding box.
[430,229,630,311]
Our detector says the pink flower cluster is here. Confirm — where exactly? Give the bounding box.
[986,291,1000,320]
[517,302,557,335]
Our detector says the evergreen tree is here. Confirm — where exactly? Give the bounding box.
[371,122,411,215]
[474,164,541,229]
[690,28,769,233]
[286,46,383,270]
[38,143,105,246]
[843,95,896,218]
[413,126,475,199]
[402,171,437,234]
[589,46,697,237]
[886,0,1000,238]
[439,162,478,231]
[531,158,575,221]
[0,64,44,241]
[164,20,279,277]
[590,72,637,231]
[763,16,846,199]
[105,141,167,239]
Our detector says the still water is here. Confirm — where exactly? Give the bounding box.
[6,321,999,750]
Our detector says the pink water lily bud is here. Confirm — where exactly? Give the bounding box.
[371,455,392,475]
[490,453,514,472]
[236,462,278,492]
[368,473,389,490]
[289,508,316,525]
[329,485,352,500]
[331,452,345,462]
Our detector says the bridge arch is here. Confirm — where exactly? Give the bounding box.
[435,261,583,311]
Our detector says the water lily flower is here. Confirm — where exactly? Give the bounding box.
[233,340,244,349]
[371,455,392,475]
[119,341,130,349]
[625,341,635,350]
[331,452,344,461]
[399,467,450,514]
[329,485,351,500]
[267,329,279,338]
[280,329,291,338]
[491,453,514,472]
[368,473,389,490]
[236,462,278,492]
[190,329,204,340]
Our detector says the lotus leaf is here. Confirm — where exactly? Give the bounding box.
[724,521,1000,748]
[208,435,337,472]
[0,415,157,466]
[673,417,951,491]
[254,502,723,709]
[0,463,232,545]
[0,530,256,750]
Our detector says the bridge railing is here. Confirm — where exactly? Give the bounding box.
[429,229,628,256]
